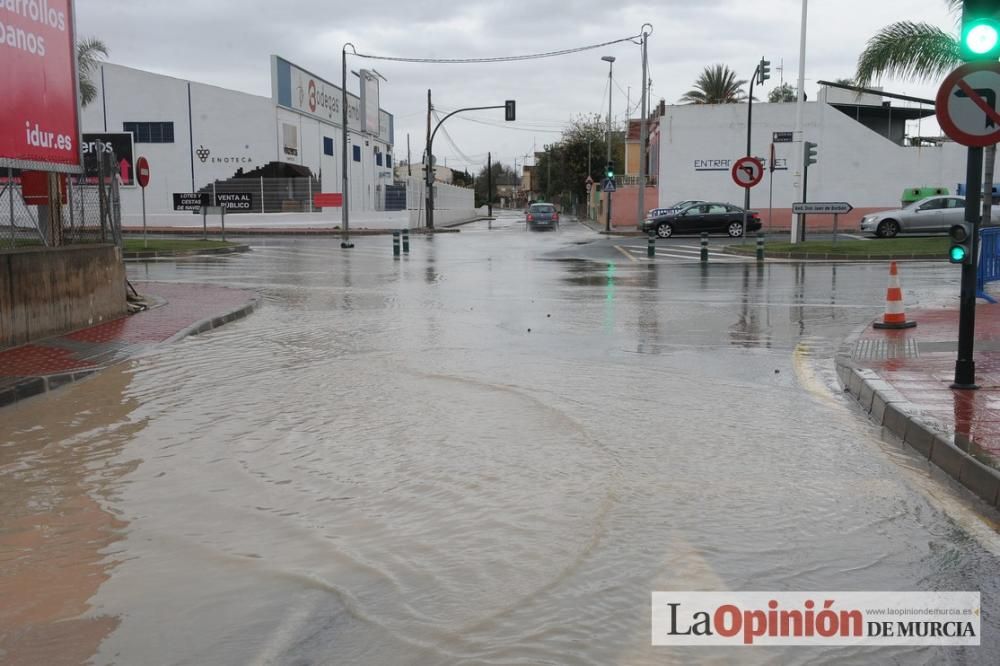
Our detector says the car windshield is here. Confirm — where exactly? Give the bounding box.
[529,205,555,213]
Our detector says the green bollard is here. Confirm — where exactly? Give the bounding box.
[756,233,764,262]
[700,232,709,263]
[393,231,400,257]
[647,234,655,258]
[402,228,410,254]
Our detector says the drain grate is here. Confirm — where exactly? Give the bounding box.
[853,337,920,361]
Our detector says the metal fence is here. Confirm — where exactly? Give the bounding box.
[205,177,321,213]
[2,157,122,249]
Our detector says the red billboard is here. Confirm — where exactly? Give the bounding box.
[0,0,81,172]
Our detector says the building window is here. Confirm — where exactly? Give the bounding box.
[323,137,334,156]
[386,154,392,168]
[353,145,361,162]
[376,152,383,167]
[123,121,175,143]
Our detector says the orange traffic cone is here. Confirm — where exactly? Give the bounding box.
[873,261,917,329]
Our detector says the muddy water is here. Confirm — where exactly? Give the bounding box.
[2,217,999,664]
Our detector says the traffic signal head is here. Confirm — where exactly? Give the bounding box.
[961,1,1000,61]
[505,100,516,122]
[757,59,771,86]
[606,162,614,178]
[949,222,973,264]
[804,141,818,167]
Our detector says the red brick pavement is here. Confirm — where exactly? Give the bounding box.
[856,306,1000,459]
[0,282,258,404]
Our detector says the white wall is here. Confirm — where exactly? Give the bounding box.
[80,62,394,226]
[658,101,967,210]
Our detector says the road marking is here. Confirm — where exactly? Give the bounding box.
[614,245,638,262]
[625,247,748,262]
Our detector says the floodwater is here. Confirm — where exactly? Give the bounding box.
[2,214,999,665]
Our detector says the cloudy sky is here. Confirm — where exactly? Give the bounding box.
[76,0,957,173]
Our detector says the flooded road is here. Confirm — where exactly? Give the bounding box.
[3,214,999,664]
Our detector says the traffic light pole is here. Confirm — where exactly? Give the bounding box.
[953,146,983,389]
[743,66,756,244]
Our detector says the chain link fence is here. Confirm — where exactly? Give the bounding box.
[2,154,122,250]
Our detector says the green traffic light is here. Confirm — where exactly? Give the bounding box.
[950,246,968,263]
[966,22,1000,55]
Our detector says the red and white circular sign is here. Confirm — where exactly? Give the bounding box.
[136,156,151,188]
[936,61,1000,148]
[731,156,764,188]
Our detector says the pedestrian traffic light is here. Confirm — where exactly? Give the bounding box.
[606,162,614,179]
[757,59,771,86]
[804,141,818,167]
[949,222,974,264]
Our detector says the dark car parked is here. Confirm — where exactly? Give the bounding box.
[640,202,762,238]
[526,203,559,230]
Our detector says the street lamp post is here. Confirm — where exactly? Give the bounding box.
[602,55,615,233]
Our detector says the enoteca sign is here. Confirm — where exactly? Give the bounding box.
[0,0,81,172]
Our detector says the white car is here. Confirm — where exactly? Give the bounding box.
[859,195,999,238]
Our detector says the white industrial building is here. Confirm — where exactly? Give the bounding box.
[80,57,476,229]
[656,87,968,232]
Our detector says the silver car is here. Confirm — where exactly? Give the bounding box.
[860,196,968,238]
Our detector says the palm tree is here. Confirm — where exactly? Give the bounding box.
[679,64,748,104]
[854,1,995,223]
[77,37,109,108]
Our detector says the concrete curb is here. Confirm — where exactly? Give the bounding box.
[122,244,252,260]
[122,227,460,236]
[0,290,261,409]
[835,329,1000,509]
[164,293,262,343]
[727,248,947,262]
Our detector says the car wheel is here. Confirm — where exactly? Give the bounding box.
[656,222,673,238]
[727,221,744,237]
[877,219,900,238]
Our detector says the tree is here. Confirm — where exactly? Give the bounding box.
[77,37,109,107]
[679,64,748,104]
[474,162,517,207]
[768,83,796,103]
[854,0,994,224]
[533,114,625,209]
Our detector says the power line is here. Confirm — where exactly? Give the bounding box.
[353,34,641,64]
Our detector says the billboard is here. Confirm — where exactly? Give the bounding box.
[0,0,81,172]
[360,70,379,136]
[272,55,393,138]
[81,133,136,186]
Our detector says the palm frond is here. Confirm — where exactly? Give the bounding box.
[76,37,109,107]
[854,21,960,87]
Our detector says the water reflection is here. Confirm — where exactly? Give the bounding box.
[0,367,140,665]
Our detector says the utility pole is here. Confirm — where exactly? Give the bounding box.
[637,24,652,229]
[340,43,355,248]
[407,133,412,177]
[791,0,808,244]
[425,89,434,229]
[487,151,493,218]
[602,55,615,232]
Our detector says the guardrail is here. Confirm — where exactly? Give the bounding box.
[977,227,1000,303]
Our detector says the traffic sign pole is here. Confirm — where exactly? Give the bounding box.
[141,187,147,249]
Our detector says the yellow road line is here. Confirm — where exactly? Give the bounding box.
[614,245,639,262]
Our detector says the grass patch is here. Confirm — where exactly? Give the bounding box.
[727,237,949,256]
[123,239,236,253]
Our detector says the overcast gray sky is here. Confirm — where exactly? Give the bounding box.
[77,0,957,173]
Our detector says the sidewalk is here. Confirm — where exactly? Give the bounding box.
[0,282,259,408]
[838,305,1000,510]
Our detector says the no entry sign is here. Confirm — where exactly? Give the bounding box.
[731,156,764,188]
[136,156,150,188]
[936,61,1000,148]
